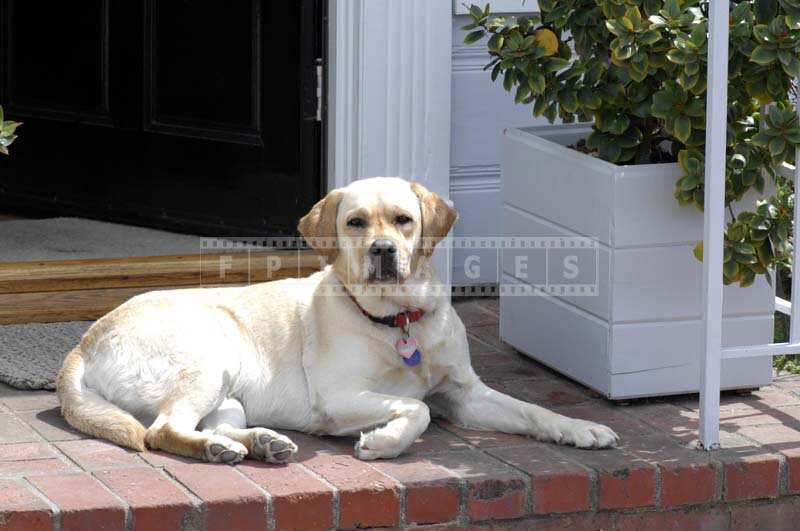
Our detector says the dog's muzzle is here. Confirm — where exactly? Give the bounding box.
[367,239,399,282]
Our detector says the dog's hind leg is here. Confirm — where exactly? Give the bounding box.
[199,398,298,464]
[145,398,248,464]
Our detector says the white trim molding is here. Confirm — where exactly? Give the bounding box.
[327,0,453,199]
[450,164,501,193]
[452,45,491,73]
[327,0,364,186]
[453,0,538,15]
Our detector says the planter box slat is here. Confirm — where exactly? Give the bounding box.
[504,126,615,246]
[612,246,773,322]
[501,275,611,393]
[611,315,774,375]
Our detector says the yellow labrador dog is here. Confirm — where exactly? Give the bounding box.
[56,177,618,464]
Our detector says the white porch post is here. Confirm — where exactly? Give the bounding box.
[327,0,454,278]
[698,0,730,450]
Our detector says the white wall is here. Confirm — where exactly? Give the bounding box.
[450,15,550,284]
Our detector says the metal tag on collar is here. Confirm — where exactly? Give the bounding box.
[395,316,422,367]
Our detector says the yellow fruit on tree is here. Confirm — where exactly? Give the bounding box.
[535,29,559,57]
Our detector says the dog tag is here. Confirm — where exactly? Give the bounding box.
[403,349,422,367]
[395,336,418,359]
[396,337,422,366]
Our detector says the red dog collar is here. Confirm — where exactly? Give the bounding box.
[345,290,425,328]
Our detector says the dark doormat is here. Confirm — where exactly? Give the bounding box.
[0,321,92,390]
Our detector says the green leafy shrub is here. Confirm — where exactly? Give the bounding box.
[0,106,21,156]
[464,0,799,287]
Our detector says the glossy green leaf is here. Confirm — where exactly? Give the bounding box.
[464,30,486,45]
[751,46,778,64]
[674,115,692,143]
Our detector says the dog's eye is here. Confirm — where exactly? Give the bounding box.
[395,215,412,225]
[347,217,366,228]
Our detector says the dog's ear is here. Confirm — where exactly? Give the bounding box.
[298,189,343,263]
[410,182,458,257]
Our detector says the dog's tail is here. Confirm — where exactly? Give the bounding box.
[56,346,146,451]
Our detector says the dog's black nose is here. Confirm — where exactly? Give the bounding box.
[369,239,397,256]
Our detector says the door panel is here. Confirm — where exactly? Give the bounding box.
[0,0,323,237]
[5,0,109,122]
[146,0,260,143]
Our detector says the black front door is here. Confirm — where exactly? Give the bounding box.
[0,0,323,236]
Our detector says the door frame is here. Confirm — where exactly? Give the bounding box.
[326,0,452,198]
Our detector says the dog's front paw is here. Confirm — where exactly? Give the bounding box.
[354,431,406,460]
[250,428,298,464]
[204,435,248,464]
[557,419,619,449]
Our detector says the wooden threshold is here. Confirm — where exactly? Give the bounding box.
[0,250,323,324]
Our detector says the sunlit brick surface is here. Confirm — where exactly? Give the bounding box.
[3,298,800,529]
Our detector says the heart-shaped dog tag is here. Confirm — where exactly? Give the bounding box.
[404,349,422,366]
[395,336,418,359]
[395,337,422,367]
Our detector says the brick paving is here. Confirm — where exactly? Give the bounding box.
[2,298,800,529]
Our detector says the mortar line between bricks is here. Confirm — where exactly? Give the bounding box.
[481,447,539,516]
[329,456,407,526]
[47,438,148,476]
[653,463,662,509]
[456,442,536,523]
[712,429,787,499]
[348,436,470,526]
[397,481,409,527]
[454,477,469,525]
[376,460,465,528]
[296,461,341,530]
[587,468,600,511]
[88,470,135,531]
[712,459,724,502]
[1,404,67,449]
[3,406,66,445]
[22,476,62,531]
[723,430,789,497]
[1,407,90,479]
[47,442,87,471]
[779,453,790,496]
[497,442,609,516]
[490,443,604,496]
[229,465,275,531]
[158,465,205,531]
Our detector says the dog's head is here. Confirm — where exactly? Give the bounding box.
[298,177,458,285]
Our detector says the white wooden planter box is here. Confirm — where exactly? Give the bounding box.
[500,124,774,399]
